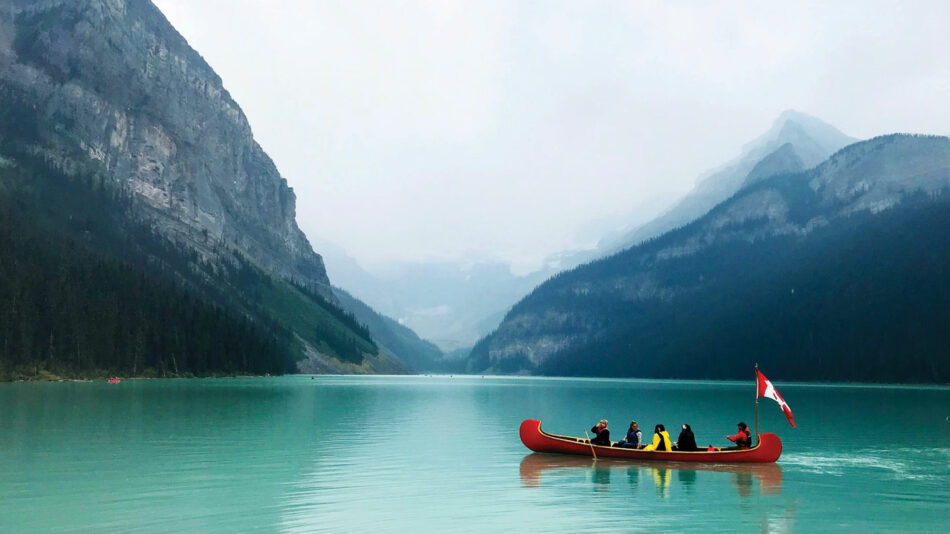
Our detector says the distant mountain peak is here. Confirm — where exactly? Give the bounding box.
[776,108,826,124]
[775,109,838,130]
[741,142,805,189]
[601,111,858,253]
[742,110,856,167]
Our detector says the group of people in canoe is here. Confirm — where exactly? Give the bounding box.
[589,419,753,452]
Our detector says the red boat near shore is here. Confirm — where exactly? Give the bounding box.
[519,419,783,463]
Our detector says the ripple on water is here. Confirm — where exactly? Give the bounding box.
[781,447,950,481]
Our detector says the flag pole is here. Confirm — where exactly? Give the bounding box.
[754,362,760,444]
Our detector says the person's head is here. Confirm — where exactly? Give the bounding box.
[682,424,691,432]
[629,421,638,431]
[655,424,665,434]
[738,422,748,431]
[599,419,608,428]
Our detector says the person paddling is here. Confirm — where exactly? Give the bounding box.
[589,419,610,446]
[617,420,642,449]
[721,422,752,450]
[643,424,672,451]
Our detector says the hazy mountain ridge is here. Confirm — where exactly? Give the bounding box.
[318,241,553,351]
[600,110,857,253]
[469,134,950,382]
[332,287,445,373]
[319,112,855,353]
[741,143,804,188]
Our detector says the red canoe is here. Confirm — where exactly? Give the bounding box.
[520,419,782,463]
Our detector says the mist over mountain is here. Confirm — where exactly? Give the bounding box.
[599,110,857,254]
[469,134,950,383]
[317,240,553,352]
[331,287,444,373]
[317,112,857,354]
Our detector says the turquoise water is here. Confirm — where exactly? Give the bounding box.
[1,376,947,532]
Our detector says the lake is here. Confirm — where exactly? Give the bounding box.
[1,376,947,532]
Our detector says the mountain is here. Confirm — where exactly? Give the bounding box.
[317,241,553,351]
[319,112,856,353]
[1,0,331,297]
[469,135,950,383]
[333,287,447,373]
[600,110,857,253]
[741,142,804,188]
[0,0,402,377]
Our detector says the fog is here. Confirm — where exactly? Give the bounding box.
[154,0,950,273]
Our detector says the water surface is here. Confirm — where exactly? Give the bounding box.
[1,376,947,532]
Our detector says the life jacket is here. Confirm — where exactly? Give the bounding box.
[645,430,672,451]
[738,429,752,448]
[626,429,642,447]
[659,430,672,451]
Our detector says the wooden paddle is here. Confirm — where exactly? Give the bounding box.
[584,429,598,460]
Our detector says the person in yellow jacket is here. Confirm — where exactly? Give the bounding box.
[643,424,673,451]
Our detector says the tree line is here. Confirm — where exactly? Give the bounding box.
[0,198,294,379]
[0,147,375,379]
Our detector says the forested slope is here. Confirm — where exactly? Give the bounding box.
[0,153,378,379]
[333,288,444,372]
[470,135,950,383]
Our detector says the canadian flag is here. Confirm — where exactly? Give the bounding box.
[756,369,796,427]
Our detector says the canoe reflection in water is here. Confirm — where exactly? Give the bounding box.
[519,453,783,498]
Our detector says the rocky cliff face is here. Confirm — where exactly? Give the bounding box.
[470,135,950,380]
[0,0,331,296]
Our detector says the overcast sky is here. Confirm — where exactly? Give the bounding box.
[153,0,950,273]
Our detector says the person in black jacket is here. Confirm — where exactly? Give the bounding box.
[674,424,698,451]
[590,419,610,446]
[616,420,642,449]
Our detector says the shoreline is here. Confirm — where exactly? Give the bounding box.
[3,372,947,388]
[1,373,276,384]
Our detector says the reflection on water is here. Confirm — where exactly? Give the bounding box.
[519,453,798,531]
[591,464,610,491]
[678,466,696,490]
[520,453,783,498]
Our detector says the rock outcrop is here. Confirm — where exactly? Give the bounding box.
[0,0,331,297]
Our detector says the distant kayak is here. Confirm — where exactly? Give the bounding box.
[107,377,120,384]
[520,419,782,463]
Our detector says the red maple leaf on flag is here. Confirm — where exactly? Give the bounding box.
[756,369,796,427]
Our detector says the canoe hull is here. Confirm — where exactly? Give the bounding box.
[520,419,781,463]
